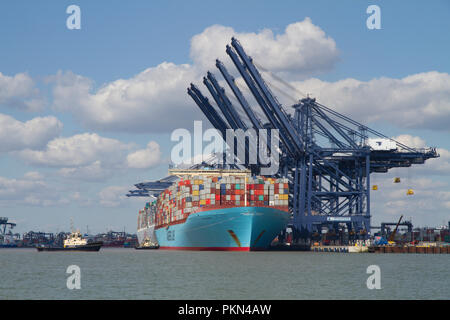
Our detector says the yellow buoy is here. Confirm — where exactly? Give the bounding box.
[394,177,401,183]
[372,185,378,190]
[406,189,414,195]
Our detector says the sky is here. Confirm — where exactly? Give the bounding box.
[1,0,449,234]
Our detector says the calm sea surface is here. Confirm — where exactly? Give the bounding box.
[0,248,448,300]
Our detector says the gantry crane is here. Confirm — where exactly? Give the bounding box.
[128,38,439,242]
[185,38,439,240]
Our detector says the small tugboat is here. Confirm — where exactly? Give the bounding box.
[135,237,159,250]
[36,230,103,252]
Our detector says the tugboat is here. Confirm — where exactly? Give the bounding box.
[135,237,159,250]
[36,230,103,252]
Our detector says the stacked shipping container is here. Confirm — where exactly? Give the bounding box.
[137,175,289,230]
[137,201,157,230]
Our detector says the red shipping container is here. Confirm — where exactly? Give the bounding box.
[206,199,210,205]
[215,195,220,201]
[231,195,235,201]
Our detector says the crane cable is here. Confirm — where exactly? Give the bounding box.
[253,61,308,99]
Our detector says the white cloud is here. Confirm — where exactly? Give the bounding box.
[98,185,129,207]
[49,19,339,133]
[50,65,199,132]
[190,19,338,76]
[57,160,113,182]
[17,133,132,167]
[98,185,144,208]
[0,175,69,207]
[0,113,63,152]
[0,176,47,200]
[291,71,450,131]
[393,134,427,149]
[127,141,162,169]
[23,171,44,180]
[0,72,45,111]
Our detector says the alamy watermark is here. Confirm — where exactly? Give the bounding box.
[366,265,381,289]
[366,5,381,30]
[66,5,81,30]
[66,265,81,290]
[171,121,280,175]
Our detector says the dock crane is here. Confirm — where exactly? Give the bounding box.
[184,38,439,241]
[388,215,404,244]
[128,38,439,242]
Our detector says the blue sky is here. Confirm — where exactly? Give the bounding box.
[1,0,449,233]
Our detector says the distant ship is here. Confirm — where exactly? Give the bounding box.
[36,230,103,252]
[136,169,290,251]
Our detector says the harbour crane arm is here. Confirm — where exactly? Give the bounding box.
[215,59,263,130]
[225,44,297,158]
[231,37,304,155]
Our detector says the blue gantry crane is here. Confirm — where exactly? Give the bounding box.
[128,38,439,242]
[185,37,439,240]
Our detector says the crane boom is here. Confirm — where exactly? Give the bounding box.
[388,215,404,243]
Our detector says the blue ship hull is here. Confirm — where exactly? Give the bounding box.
[155,206,290,251]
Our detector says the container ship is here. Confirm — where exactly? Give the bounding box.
[136,169,290,251]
